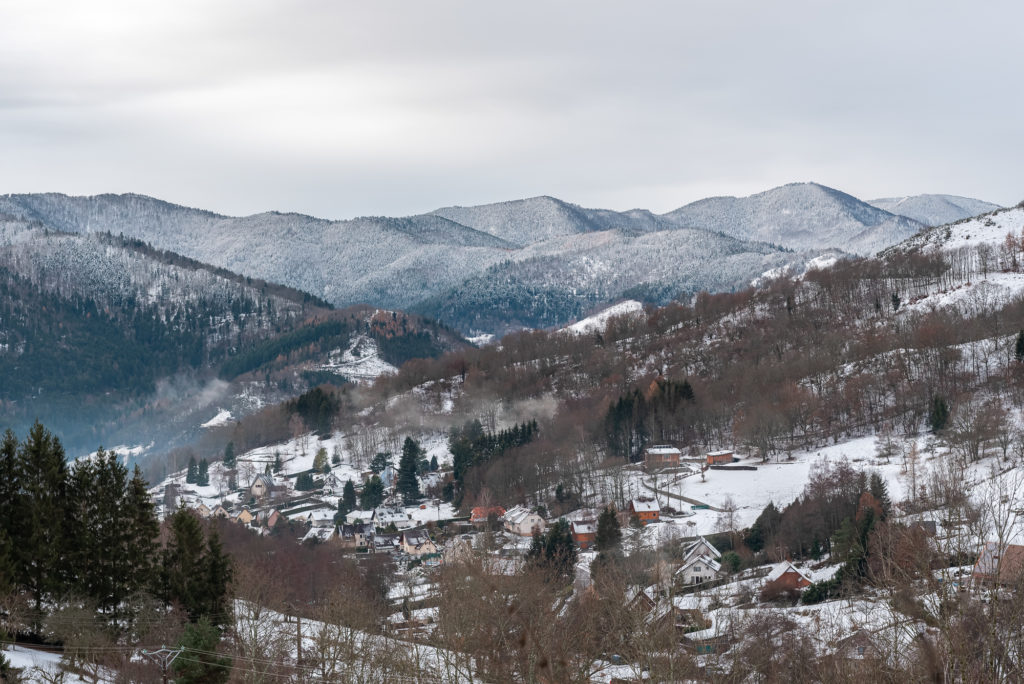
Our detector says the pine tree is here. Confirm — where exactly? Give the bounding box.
[869,472,891,519]
[15,422,69,617]
[429,455,439,471]
[223,442,235,468]
[928,396,950,433]
[526,518,577,578]
[595,505,622,552]
[1015,330,1024,362]
[396,437,422,504]
[173,617,230,684]
[340,479,357,516]
[0,430,21,594]
[360,475,385,510]
[272,452,282,473]
[295,472,314,491]
[197,458,210,487]
[186,456,198,484]
[162,509,203,610]
[202,531,232,627]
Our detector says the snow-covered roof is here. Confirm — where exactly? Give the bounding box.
[766,560,814,584]
[504,505,542,525]
[302,526,336,543]
[571,521,597,535]
[630,499,660,513]
[646,445,682,455]
[683,537,722,561]
[678,554,722,574]
[706,449,733,457]
[373,507,412,524]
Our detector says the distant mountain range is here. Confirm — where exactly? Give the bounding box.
[0,183,999,335]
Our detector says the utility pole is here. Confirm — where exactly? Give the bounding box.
[142,646,182,684]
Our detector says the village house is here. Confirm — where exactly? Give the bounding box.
[676,554,723,585]
[644,444,682,469]
[193,502,211,519]
[470,506,506,527]
[338,523,374,549]
[257,509,282,529]
[372,506,415,530]
[249,474,275,501]
[972,541,1024,587]
[706,449,734,465]
[372,532,402,554]
[503,505,546,536]
[305,508,337,527]
[629,499,660,525]
[571,520,597,549]
[401,529,438,557]
[211,504,231,519]
[764,560,814,592]
[234,508,254,526]
[321,472,345,495]
[301,525,337,545]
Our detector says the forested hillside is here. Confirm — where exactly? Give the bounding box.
[0,217,467,455]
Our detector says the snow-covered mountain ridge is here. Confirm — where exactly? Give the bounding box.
[0,184,999,335]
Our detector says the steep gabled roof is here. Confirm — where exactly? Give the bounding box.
[683,536,722,561]
[766,560,814,584]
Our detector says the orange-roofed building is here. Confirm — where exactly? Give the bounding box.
[470,506,506,526]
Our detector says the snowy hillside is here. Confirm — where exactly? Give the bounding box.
[564,300,645,335]
[868,194,1000,227]
[664,182,924,255]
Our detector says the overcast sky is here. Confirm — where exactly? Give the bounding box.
[1,1,1021,219]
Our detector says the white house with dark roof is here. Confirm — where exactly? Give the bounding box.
[504,505,546,536]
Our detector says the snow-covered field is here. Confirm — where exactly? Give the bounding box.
[3,645,90,683]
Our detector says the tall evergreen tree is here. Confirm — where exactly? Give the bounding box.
[197,458,210,487]
[161,509,231,625]
[0,430,21,592]
[186,456,198,484]
[928,396,950,433]
[360,475,385,510]
[396,437,422,503]
[1016,330,1024,362]
[223,442,235,468]
[526,518,577,578]
[595,505,622,552]
[868,473,891,520]
[15,422,68,616]
[340,479,357,516]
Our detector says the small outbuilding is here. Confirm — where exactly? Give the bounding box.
[706,449,734,465]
